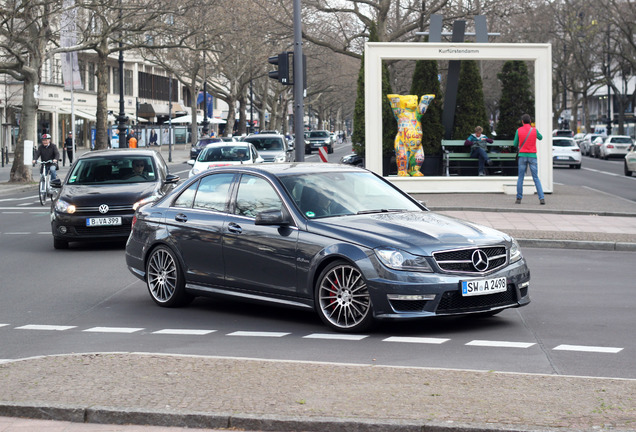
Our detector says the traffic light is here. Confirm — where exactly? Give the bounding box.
[268,52,290,85]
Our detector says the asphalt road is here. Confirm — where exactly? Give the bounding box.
[0,191,634,379]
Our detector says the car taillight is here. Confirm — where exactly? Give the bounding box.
[607,144,615,149]
[573,148,580,152]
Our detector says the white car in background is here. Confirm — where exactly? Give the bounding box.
[624,143,636,177]
[552,137,582,169]
[599,135,633,160]
[188,142,263,178]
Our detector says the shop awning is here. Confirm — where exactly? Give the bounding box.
[137,103,155,118]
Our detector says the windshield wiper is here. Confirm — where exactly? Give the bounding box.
[356,208,405,215]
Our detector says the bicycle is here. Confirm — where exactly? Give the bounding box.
[36,159,56,205]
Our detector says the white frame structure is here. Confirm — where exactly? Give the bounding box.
[364,42,553,194]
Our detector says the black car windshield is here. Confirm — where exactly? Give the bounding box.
[195,138,222,147]
[610,137,632,144]
[280,171,421,218]
[198,145,250,162]
[245,137,283,151]
[67,156,157,185]
[309,131,329,138]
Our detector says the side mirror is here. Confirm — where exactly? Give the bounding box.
[165,174,180,184]
[255,209,291,226]
[50,178,62,188]
[187,159,195,166]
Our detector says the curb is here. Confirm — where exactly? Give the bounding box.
[518,238,636,251]
[0,403,568,432]
[428,206,636,218]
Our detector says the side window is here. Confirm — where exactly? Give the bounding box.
[193,173,234,212]
[234,175,282,218]
[172,180,199,208]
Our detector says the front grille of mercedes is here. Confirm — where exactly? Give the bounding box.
[433,246,507,274]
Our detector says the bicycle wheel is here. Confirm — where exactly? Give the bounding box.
[38,175,47,205]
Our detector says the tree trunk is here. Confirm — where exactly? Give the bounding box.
[94,50,110,150]
[10,73,38,183]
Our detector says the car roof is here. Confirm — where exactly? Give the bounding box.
[77,149,159,159]
[204,141,251,148]
[196,162,363,177]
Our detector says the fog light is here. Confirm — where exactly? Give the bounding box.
[387,294,436,301]
[58,226,67,234]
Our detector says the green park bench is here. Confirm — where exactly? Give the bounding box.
[441,139,517,176]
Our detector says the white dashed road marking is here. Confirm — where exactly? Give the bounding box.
[383,336,449,344]
[466,340,536,348]
[15,325,77,331]
[303,333,368,341]
[83,327,144,334]
[553,344,623,353]
[228,331,290,338]
[153,329,217,335]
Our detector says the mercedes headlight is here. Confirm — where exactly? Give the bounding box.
[54,199,76,214]
[510,238,522,263]
[375,248,433,272]
[275,153,286,162]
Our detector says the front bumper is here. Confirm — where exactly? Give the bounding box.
[51,211,134,242]
[365,257,530,320]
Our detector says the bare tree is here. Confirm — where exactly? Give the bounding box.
[0,0,60,182]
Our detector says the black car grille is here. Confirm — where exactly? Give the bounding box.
[433,246,507,274]
[72,204,133,214]
[437,285,517,314]
[73,222,132,236]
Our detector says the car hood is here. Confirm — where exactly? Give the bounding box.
[57,183,159,207]
[307,211,510,254]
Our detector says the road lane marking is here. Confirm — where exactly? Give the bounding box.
[553,344,623,353]
[303,333,368,341]
[83,327,144,334]
[153,329,216,335]
[15,325,76,331]
[228,331,290,337]
[466,340,536,348]
[383,336,449,344]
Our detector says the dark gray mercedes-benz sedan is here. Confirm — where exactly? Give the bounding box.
[125,163,530,332]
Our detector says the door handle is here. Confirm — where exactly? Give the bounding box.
[227,222,242,234]
[175,213,188,223]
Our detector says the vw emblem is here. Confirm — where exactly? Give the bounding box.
[98,204,109,214]
[471,249,489,272]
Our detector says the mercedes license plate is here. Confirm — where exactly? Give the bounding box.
[86,216,122,227]
[461,277,507,297]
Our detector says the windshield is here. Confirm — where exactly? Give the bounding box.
[279,171,421,218]
[610,137,632,144]
[198,145,251,162]
[309,131,329,138]
[67,156,157,185]
[245,137,283,151]
[195,138,222,148]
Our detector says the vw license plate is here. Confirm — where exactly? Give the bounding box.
[86,217,122,227]
[461,277,507,297]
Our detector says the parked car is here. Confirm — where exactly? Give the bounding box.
[125,163,531,332]
[581,133,606,157]
[552,129,574,138]
[340,153,364,167]
[50,149,180,249]
[573,133,586,149]
[624,143,636,176]
[190,137,222,160]
[187,142,263,178]
[243,133,294,163]
[552,137,582,169]
[305,130,334,154]
[599,135,633,160]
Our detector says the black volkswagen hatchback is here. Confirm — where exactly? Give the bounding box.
[50,149,179,249]
[126,163,530,332]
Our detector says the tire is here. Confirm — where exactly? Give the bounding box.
[38,176,47,205]
[305,148,311,155]
[575,164,581,169]
[625,161,633,177]
[146,245,193,307]
[328,145,334,154]
[53,238,69,249]
[315,260,374,332]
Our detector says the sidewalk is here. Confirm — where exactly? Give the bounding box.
[1,146,636,432]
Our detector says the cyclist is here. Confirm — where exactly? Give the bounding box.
[32,134,60,180]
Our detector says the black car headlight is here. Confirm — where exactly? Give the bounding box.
[374,248,433,272]
[510,238,522,263]
[54,199,76,214]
